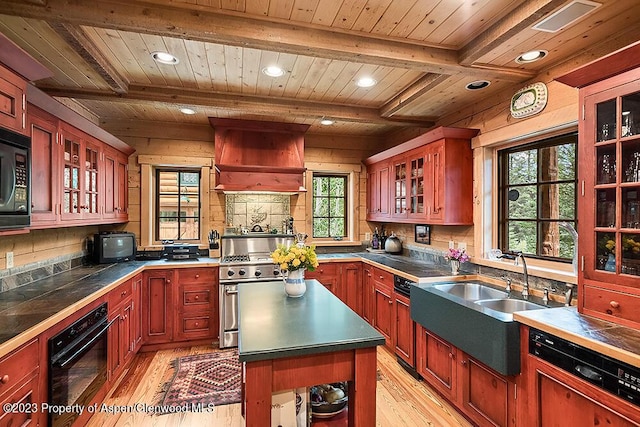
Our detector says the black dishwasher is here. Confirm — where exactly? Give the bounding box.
[529,328,640,407]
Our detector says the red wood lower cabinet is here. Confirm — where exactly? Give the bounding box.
[393,291,415,368]
[0,339,44,427]
[415,324,517,427]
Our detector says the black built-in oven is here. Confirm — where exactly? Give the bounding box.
[48,303,112,427]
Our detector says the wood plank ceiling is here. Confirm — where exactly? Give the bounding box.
[1,0,640,135]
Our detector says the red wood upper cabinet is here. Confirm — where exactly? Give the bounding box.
[0,64,26,135]
[103,146,129,222]
[364,127,478,225]
[366,160,390,221]
[27,105,60,226]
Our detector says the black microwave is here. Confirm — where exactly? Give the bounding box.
[0,126,30,229]
[93,232,136,264]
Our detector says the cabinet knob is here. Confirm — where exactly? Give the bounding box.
[195,322,199,327]
[610,300,620,309]
[461,360,467,366]
[195,295,199,300]
[448,352,454,359]
[0,375,8,384]
[167,280,171,284]
[195,274,200,278]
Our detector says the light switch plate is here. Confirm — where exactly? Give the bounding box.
[6,252,13,269]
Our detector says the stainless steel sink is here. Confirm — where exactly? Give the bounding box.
[432,283,506,301]
[474,298,545,313]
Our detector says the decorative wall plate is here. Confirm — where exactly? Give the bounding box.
[510,82,548,118]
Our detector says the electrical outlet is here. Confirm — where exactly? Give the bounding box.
[6,252,14,269]
[458,242,467,251]
[449,240,455,249]
[365,232,371,242]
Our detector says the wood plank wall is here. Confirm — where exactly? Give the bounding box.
[101,120,383,247]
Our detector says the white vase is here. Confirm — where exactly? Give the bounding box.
[284,268,306,297]
[450,260,460,275]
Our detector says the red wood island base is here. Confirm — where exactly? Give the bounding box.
[244,347,377,426]
[238,280,385,427]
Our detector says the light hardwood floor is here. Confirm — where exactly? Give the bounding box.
[87,345,472,427]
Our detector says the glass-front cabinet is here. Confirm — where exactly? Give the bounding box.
[60,123,102,221]
[560,43,640,329]
[391,157,407,218]
[586,87,640,281]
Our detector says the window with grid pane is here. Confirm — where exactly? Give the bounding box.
[156,169,201,241]
[312,174,347,238]
[498,133,577,260]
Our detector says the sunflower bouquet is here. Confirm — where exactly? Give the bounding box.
[271,243,319,272]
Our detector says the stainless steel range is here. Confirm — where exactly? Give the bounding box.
[219,233,294,348]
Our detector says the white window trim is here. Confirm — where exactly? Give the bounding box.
[138,155,211,249]
[304,162,361,246]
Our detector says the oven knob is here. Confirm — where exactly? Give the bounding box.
[273,269,280,276]
[227,270,235,277]
[239,269,246,276]
[69,328,78,337]
[255,270,262,277]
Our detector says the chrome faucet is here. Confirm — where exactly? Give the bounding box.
[501,276,512,296]
[500,251,530,299]
[564,284,575,306]
[543,288,549,306]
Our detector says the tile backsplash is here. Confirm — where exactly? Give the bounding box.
[225,193,290,232]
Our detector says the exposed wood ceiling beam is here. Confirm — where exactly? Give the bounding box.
[380,74,451,118]
[37,84,437,127]
[50,22,129,94]
[0,0,535,82]
[459,0,567,65]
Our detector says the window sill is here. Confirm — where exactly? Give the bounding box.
[311,240,362,247]
[474,257,577,284]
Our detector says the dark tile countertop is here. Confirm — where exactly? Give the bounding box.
[1,252,638,371]
[237,279,385,362]
[0,258,219,357]
[515,307,640,368]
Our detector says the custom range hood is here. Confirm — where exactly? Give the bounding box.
[209,118,310,193]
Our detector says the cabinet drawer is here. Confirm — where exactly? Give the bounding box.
[180,285,214,309]
[0,339,38,399]
[181,316,212,333]
[110,279,133,309]
[373,267,393,289]
[583,285,640,326]
[308,263,338,277]
[177,267,216,284]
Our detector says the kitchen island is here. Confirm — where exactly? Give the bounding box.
[238,279,385,426]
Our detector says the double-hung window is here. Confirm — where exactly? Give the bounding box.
[312,174,347,239]
[498,133,577,261]
[155,169,201,241]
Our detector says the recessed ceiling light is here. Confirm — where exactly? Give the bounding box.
[465,80,491,90]
[180,107,196,115]
[262,66,285,77]
[151,51,179,65]
[356,77,377,88]
[515,50,548,64]
[320,119,334,126]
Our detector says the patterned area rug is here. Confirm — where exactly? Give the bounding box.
[158,349,241,412]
